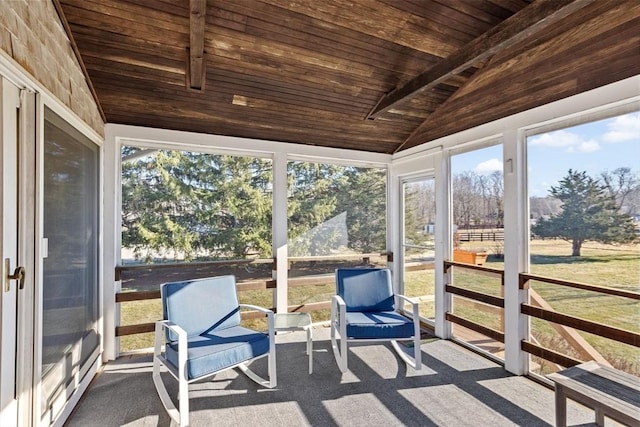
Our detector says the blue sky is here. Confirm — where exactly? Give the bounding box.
[452,112,640,197]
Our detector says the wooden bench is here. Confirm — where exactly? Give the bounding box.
[548,361,640,427]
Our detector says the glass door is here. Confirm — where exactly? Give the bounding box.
[40,107,100,423]
[401,177,436,321]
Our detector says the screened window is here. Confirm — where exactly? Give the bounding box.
[527,111,640,376]
[449,143,505,359]
[119,148,274,351]
[287,161,387,321]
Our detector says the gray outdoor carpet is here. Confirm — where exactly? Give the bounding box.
[66,327,600,427]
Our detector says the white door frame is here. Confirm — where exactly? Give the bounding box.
[1,76,36,427]
[398,174,437,324]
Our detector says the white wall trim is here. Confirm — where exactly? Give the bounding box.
[106,124,391,166]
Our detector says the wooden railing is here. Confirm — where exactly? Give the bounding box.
[519,273,640,368]
[444,260,505,343]
[115,253,391,339]
[443,262,640,371]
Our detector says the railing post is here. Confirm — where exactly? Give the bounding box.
[435,150,452,339]
[502,128,528,375]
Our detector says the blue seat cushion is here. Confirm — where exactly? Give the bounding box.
[166,325,270,380]
[345,311,414,339]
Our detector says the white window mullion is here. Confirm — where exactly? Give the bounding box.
[272,151,288,313]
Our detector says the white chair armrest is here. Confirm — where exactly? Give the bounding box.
[396,294,417,306]
[238,304,275,335]
[331,295,346,308]
[156,320,188,343]
[331,295,347,328]
[396,294,420,326]
[239,304,273,315]
[155,320,189,382]
[331,295,346,319]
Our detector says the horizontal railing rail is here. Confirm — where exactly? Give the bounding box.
[403,243,435,250]
[445,313,505,343]
[521,304,639,347]
[521,340,583,368]
[116,279,276,303]
[284,252,393,268]
[519,273,640,300]
[445,285,504,308]
[115,257,274,281]
[444,260,505,277]
[519,273,640,368]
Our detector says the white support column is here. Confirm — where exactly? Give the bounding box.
[102,127,119,361]
[387,164,400,293]
[502,129,529,375]
[272,151,288,313]
[434,151,451,339]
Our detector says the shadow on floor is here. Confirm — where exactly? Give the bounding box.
[66,327,598,427]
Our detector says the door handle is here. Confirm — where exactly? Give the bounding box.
[3,258,25,292]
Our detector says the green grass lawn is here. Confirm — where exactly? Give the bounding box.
[120,240,639,375]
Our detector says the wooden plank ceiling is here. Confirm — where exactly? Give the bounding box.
[58,0,640,154]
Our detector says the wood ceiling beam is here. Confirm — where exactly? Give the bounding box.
[366,0,596,120]
[188,0,206,90]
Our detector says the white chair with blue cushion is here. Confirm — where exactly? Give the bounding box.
[330,267,422,373]
[152,275,276,427]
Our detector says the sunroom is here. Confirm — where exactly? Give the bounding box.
[0,1,638,426]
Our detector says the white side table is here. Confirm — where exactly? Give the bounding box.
[274,312,313,374]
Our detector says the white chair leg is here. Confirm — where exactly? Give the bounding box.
[153,323,183,426]
[413,333,422,370]
[390,338,422,371]
[238,313,277,388]
[306,326,313,374]
[330,300,348,373]
[268,312,277,388]
[177,327,190,427]
[412,304,422,370]
[268,347,277,388]
[178,374,189,427]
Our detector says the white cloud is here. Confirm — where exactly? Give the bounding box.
[567,140,600,153]
[475,158,503,174]
[529,129,600,153]
[603,112,640,143]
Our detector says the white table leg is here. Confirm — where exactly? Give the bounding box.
[306,326,313,374]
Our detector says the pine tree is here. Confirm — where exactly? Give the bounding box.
[532,170,638,256]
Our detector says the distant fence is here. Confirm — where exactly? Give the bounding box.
[456,230,504,242]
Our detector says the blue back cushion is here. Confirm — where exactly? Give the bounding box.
[336,268,395,312]
[162,275,241,341]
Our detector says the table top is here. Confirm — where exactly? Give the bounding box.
[548,361,640,408]
[274,312,312,330]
